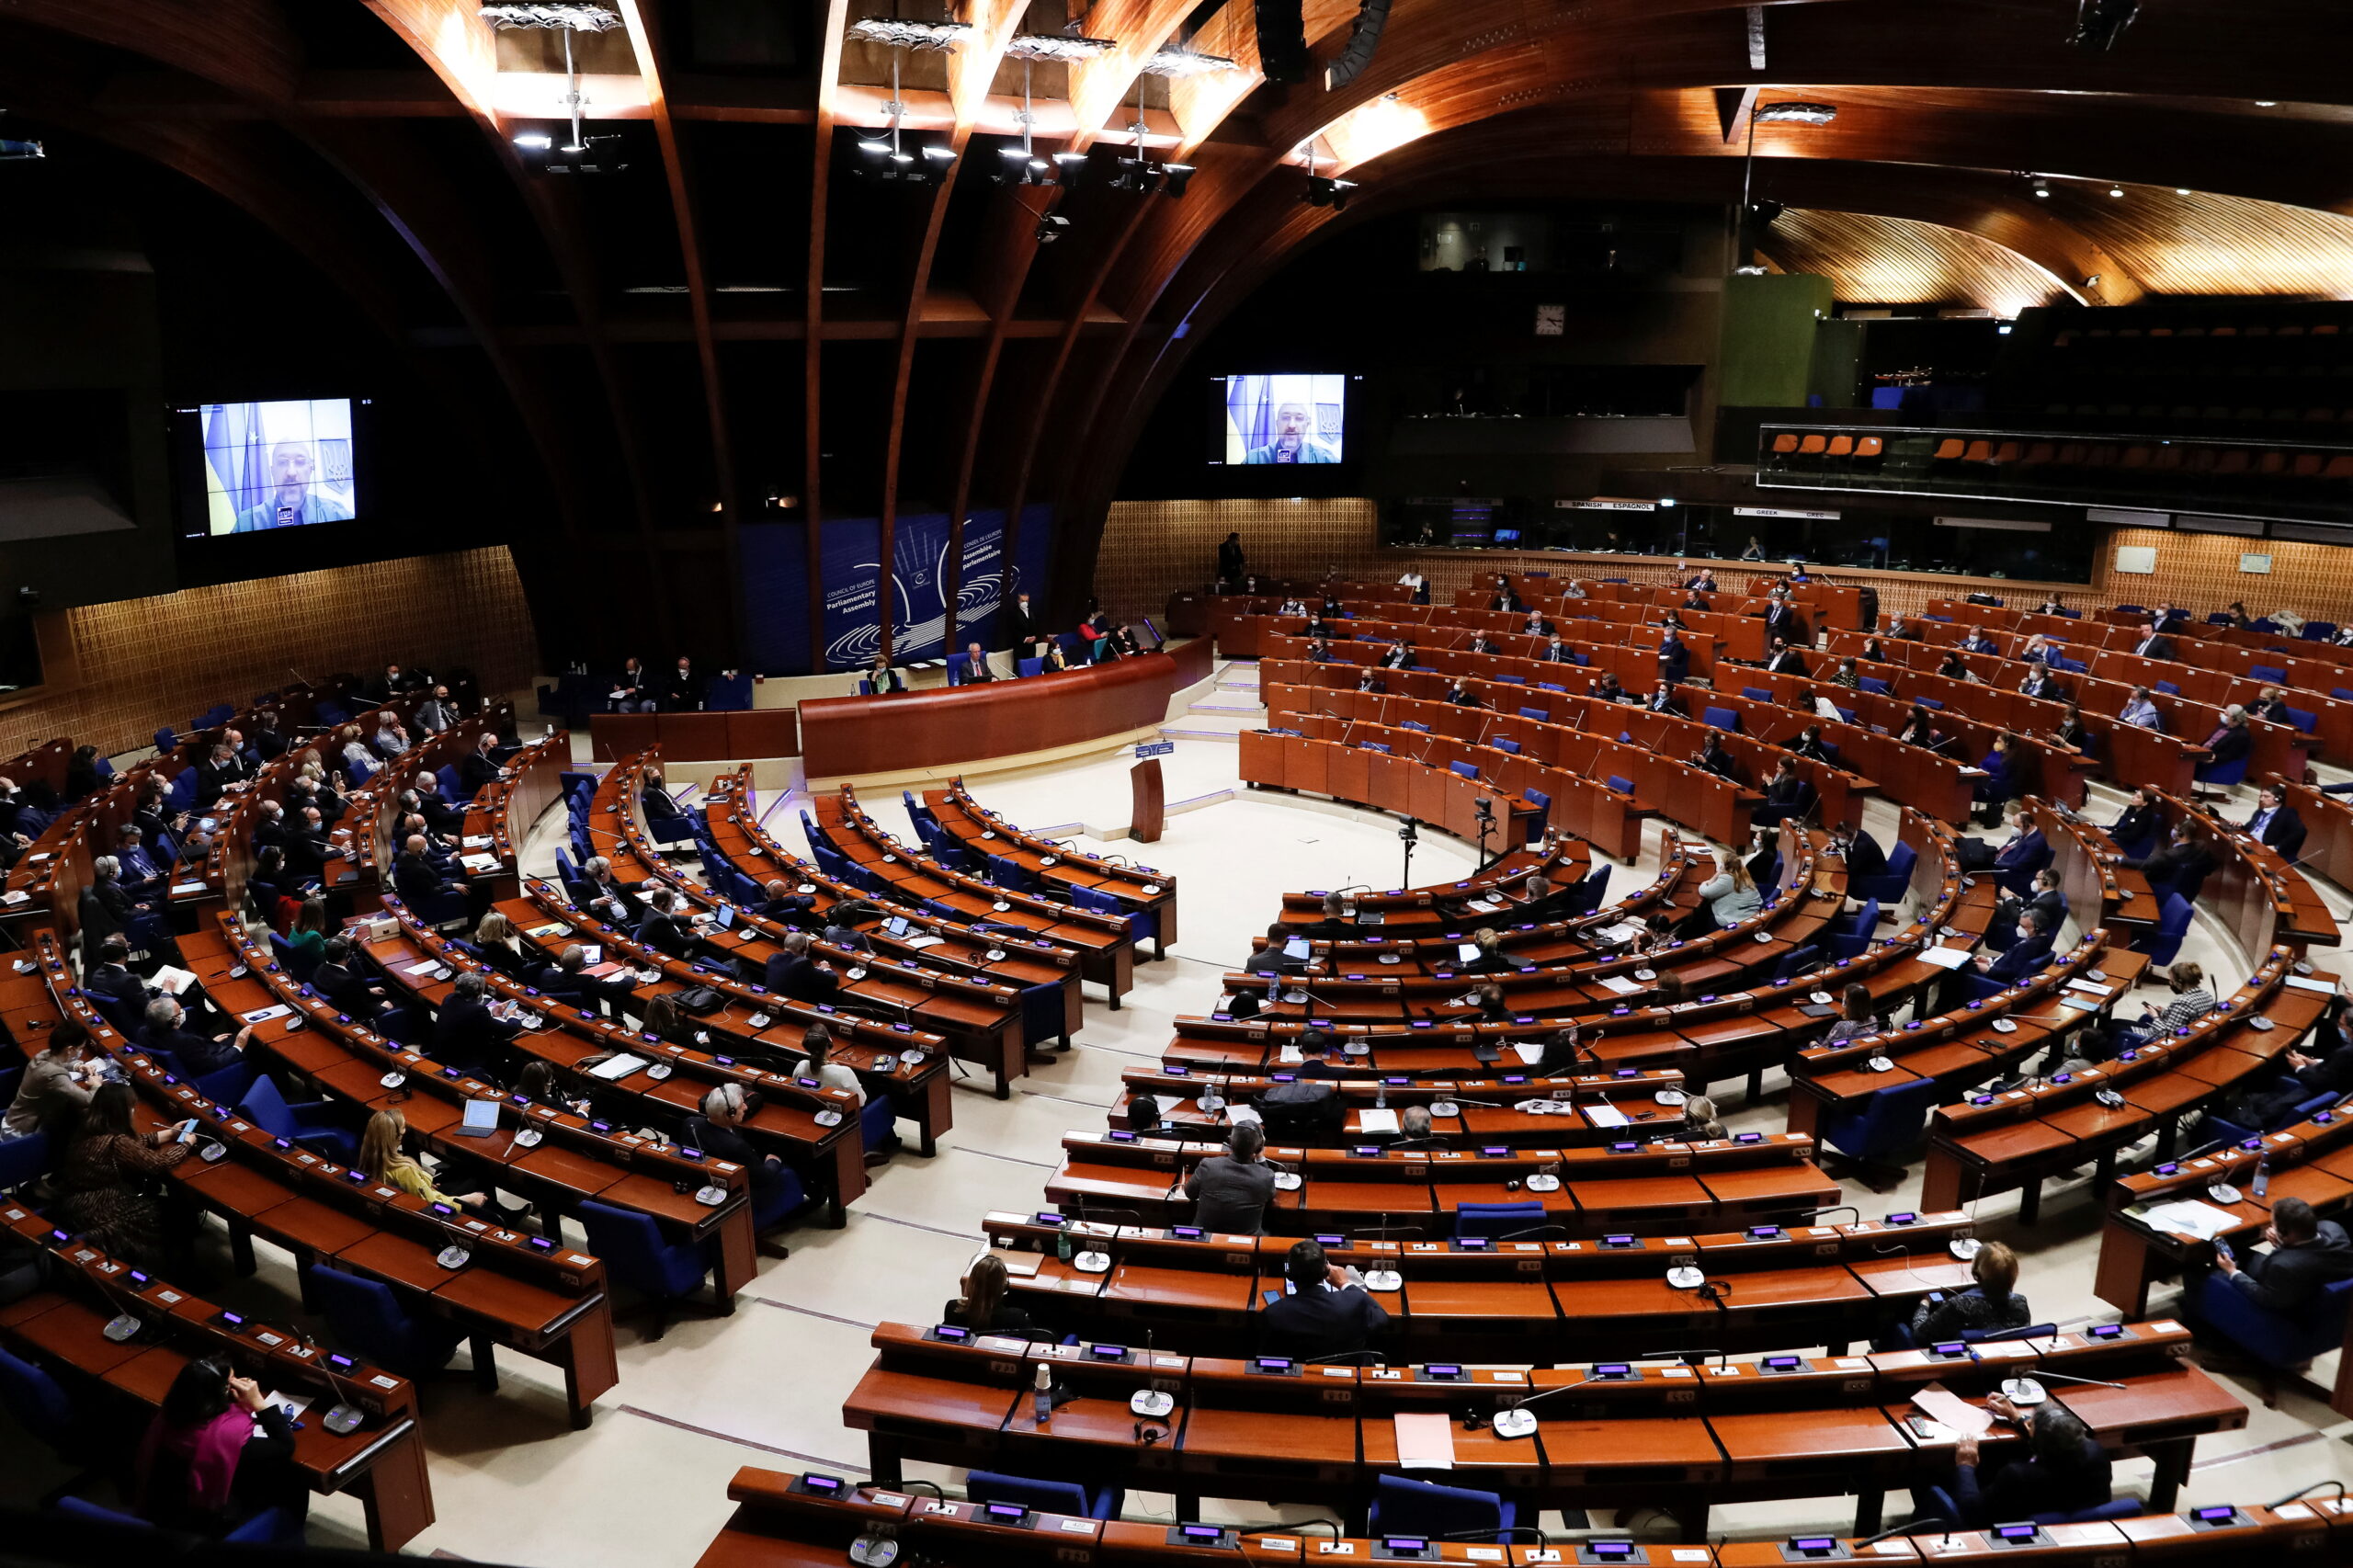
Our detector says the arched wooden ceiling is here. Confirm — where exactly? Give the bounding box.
[4,0,2353,660]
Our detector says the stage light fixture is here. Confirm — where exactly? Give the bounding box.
[1142,47,1240,77]
[2031,177,2050,198]
[2108,184,2124,198]
[478,2,622,28]
[1755,101,1836,124]
[1111,157,1154,193]
[1004,31,1115,60]
[1161,162,1195,198]
[1035,214,1071,244]
[846,16,969,50]
[513,131,554,150]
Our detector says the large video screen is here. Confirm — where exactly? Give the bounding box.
[1211,373,1347,466]
[172,398,363,537]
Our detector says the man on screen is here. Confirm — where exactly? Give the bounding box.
[233,440,352,531]
[1243,401,1339,465]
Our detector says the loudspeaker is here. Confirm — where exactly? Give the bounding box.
[1323,0,1392,90]
[1255,0,1307,83]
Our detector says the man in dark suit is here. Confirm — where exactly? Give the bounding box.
[433,971,522,1082]
[953,642,998,685]
[1465,633,1499,655]
[1244,920,1311,975]
[2131,619,2176,661]
[764,932,841,1004]
[2129,821,2217,890]
[1008,591,1046,661]
[2242,785,2308,859]
[1380,641,1415,670]
[1302,893,1357,938]
[1763,639,1808,676]
[2200,706,2253,770]
[1658,631,1690,686]
[1539,635,1575,665]
[1258,1240,1391,1358]
[194,742,248,807]
[1960,629,1999,655]
[1830,823,1887,883]
[312,937,388,1019]
[85,936,146,1013]
[1444,679,1481,708]
[754,879,822,929]
[636,888,696,960]
[2214,1197,2353,1312]
[459,733,507,798]
[249,800,289,854]
[406,778,465,837]
[1763,598,1801,642]
[1940,909,2052,1011]
[395,834,487,922]
[531,944,637,1018]
[1503,871,1575,926]
[142,997,253,1077]
[574,856,645,927]
[1645,681,1687,716]
[1523,612,1554,639]
[281,805,333,882]
[663,657,702,712]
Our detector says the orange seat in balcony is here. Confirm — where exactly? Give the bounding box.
[1770,433,1800,455]
[1797,434,1828,457]
[2215,450,2251,476]
[1990,441,2022,465]
[1932,438,1965,461]
[1854,437,1885,462]
[1961,439,1995,463]
[1825,435,1854,459]
[2291,453,2325,479]
[2256,451,2289,476]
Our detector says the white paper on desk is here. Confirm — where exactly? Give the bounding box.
[1586,1102,1630,1129]
[1358,1108,1401,1135]
[405,959,450,978]
[1393,1411,1457,1471]
[1226,1106,1263,1127]
[1602,922,1647,945]
[1277,1045,1304,1064]
[1511,1042,1545,1065]
[1463,899,1503,915]
[151,966,198,995]
[1912,1384,1994,1437]
[2139,1199,2240,1240]
[460,854,500,875]
[587,1052,648,1082]
[462,835,493,848]
[1599,974,1644,996]
[2066,978,2115,997]
[171,882,206,898]
[2287,976,2338,995]
[240,1005,291,1025]
[0,891,28,906]
[1917,947,1972,971]
[903,936,944,950]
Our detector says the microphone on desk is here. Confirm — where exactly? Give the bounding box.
[1638,1346,1728,1367]
[2006,1369,2130,1394]
[1489,1367,1622,1437]
[423,1201,477,1270]
[297,1329,370,1436]
[1811,1204,1861,1226]
[2268,1480,2348,1510]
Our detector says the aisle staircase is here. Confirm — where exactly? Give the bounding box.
[1159,660,1266,743]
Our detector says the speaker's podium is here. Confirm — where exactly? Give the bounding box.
[1131,748,1166,844]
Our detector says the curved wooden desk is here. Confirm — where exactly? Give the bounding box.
[799,651,1198,778]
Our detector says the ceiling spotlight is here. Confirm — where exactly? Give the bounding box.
[1303,175,1358,210]
[2108,184,2124,198]
[1035,214,1071,244]
[1004,31,1115,60]
[478,1,623,28]
[1110,157,1154,193]
[846,16,970,49]
[1161,162,1194,198]
[1142,46,1240,77]
[1755,101,1836,124]
[922,145,956,164]
[2066,0,2136,49]
[513,131,555,150]
[2175,187,2191,196]
[2256,100,2279,108]
[2031,177,2050,198]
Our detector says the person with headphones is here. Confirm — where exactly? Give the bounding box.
[1258,1238,1390,1358]
[1183,1122,1276,1234]
[683,1081,795,1258]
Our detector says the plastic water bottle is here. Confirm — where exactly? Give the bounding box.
[1032,1363,1053,1426]
[2253,1154,2270,1201]
[1374,1078,1388,1110]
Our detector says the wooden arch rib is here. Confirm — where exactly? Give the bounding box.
[615,0,743,651]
